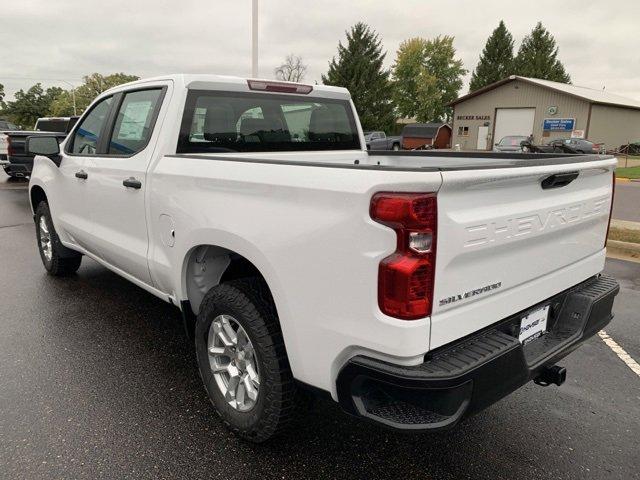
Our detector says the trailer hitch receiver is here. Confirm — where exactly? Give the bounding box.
[534,365,566,387]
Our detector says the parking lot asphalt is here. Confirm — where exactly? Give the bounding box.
[1,175,639,480]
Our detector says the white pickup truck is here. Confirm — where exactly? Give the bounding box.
[26,75,619,442]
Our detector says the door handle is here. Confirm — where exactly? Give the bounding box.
[123,177,142,189]
[75,170,88,179]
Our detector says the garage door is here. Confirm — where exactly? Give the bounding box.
[494,108,535,144]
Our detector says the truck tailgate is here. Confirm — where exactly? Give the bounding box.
[430,157,616,349]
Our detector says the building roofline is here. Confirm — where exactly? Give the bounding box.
[449,75,640,111]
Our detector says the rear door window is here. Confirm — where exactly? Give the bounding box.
[178,91,360,153]
[108,89,163,155]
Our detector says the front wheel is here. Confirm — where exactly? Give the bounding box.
[392,143,400,151]
[195,278,298,443]
[35,202,82,276]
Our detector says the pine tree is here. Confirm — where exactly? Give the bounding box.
[513,22,571,83]
[469,21,514,92]
[322,23,395,131]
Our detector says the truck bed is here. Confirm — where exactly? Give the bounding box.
[368,150,613,170]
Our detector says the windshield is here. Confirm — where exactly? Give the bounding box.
[499,136,527,146]
[177,91,361,153]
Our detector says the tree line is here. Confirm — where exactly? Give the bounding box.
[1,21,569,132]
[321,20,570,132]
[0,73,138,128]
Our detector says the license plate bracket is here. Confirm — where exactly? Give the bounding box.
[519,305,549,345]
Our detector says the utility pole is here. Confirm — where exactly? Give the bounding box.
[251,0,258,78]
[60,80,77,116]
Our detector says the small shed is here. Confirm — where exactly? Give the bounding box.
[401,123,452,150]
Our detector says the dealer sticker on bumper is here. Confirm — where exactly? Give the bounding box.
[519,305,549,344]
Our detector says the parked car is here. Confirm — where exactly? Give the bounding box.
[493,135,530,152]
[364,131,401,150]
[27,74,619,443]
[0,119,20,131]
[522,138,602,155]
[546,138,601,154]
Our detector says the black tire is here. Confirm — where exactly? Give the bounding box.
[392,143,400,151]
[35,202,82,276]
[195,278,298,443]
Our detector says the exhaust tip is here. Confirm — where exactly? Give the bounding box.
[534,365,566,387]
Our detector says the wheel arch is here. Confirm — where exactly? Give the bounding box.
[181,244,277,317]
[29,184,48,214]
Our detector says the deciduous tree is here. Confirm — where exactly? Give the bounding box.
[392,36,466,122]
[49,72,139,116]
[3,84,63,128]
[274,54,307,82]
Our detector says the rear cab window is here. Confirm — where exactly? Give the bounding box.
[177,91,361,153]
[35,119,69,133]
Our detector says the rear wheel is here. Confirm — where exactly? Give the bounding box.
[195,278,298,443]
[35,202,82,276]
[392,143,400,151]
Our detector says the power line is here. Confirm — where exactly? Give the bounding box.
[1,76,79,85]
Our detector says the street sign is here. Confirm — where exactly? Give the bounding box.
[542,118,575,131]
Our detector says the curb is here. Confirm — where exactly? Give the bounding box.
[610,219,640,231]
[607,239,640,258]
[615,177,640,183]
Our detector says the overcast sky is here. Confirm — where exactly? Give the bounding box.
[2,0,639,101]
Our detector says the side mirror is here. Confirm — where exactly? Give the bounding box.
[26,135,60,156]
[26,136,61,166]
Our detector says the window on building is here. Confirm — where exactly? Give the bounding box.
[457,126,469,137]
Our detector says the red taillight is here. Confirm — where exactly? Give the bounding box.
[371,193,437,320]
[7,136,13,156]
[247,80,313,94]
[606,171,615,246]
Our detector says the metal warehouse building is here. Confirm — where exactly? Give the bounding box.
[450,75,640,151]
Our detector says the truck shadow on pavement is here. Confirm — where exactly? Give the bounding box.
[27,259,619,480]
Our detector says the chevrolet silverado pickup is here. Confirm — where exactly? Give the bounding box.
[27,75,619,443]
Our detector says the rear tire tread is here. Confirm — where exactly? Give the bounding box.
[196,278,299,443]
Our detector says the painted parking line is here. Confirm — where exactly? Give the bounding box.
[599,330,640,377]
